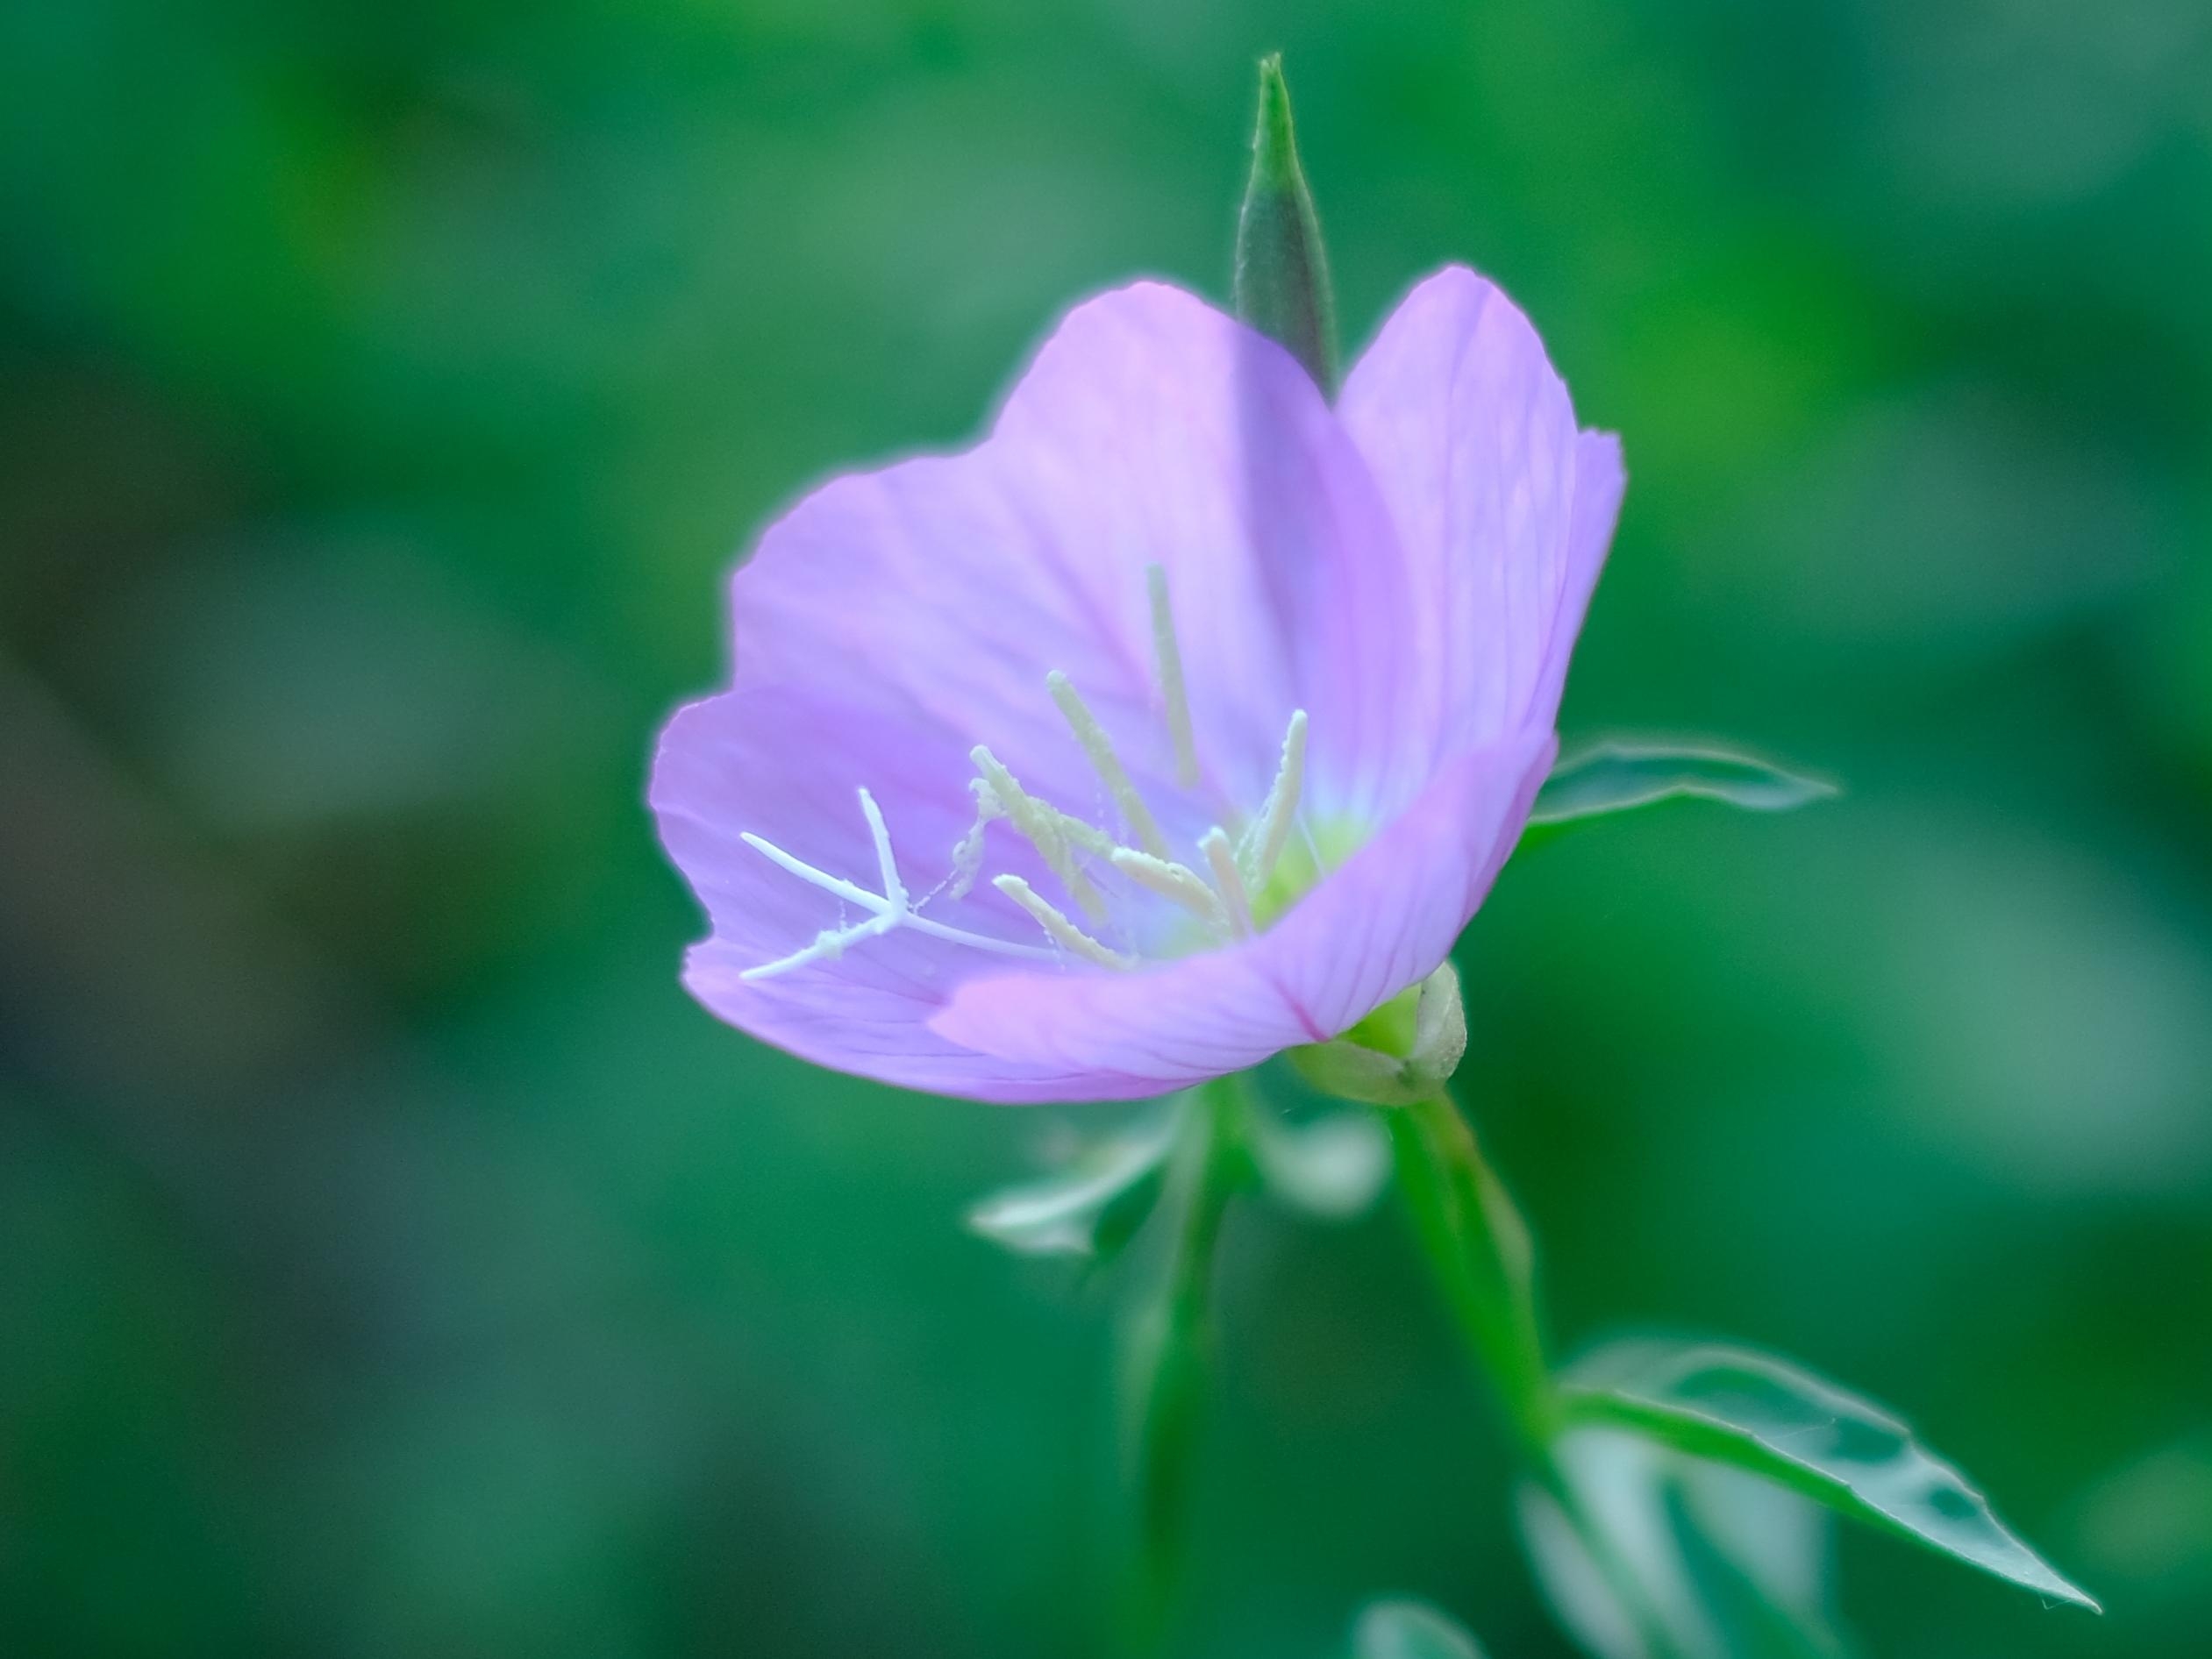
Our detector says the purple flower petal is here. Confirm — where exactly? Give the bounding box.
[653,681,1135,1098]
[717,281,1401,815]
[652,270,1622,1103]
[1336,267,1622,771]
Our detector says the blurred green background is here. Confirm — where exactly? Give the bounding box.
[4,0,2209,1654]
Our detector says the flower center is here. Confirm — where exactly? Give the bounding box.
[739,565,1324,981]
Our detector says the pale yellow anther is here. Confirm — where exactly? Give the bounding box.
[945,780,999,900]
[970,746,1110,918]
[1146,564,1200,789]
[1199,828,1253,937]
[1109,846,1231,934]
[993,874,1137,970]
[1240,709,1309,889]
[1045,670,1170,859]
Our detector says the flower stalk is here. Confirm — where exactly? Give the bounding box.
[1387,1088,1556,1452]
[1388,1074,1690,1659]
[1121,1074,1245,1645]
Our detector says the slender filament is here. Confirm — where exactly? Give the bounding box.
[1146,564,1201,789]
[1199,828,1253,937]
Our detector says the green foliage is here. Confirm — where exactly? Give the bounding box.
[1386,1092,1553,1451]
[1352,1597,1489,1659]
[1520,1430,1853,1659]
[1520,744,1835,853]
[967,1086,1389,1260]
[1246,1105,1393,1221]
[1562,1342,2098,1612]
[967,1113,1177,1259]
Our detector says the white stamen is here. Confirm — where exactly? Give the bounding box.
[1238,708,1309,889]
[740,831,881,911]
[1110,847,1231,934]
[857,787,905,911]
[1146,564,1200,789]
[970,746,1111,917]
[993,874,1136,970]
[739,805,1059,981]
[1045,670,1170,859]
[1199,827,1253,937]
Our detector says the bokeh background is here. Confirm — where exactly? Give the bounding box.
[4,0,2210,1654]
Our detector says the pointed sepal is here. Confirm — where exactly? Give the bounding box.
[1233,54,1340,397]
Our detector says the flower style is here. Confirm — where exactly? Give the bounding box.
[651,267,1623,1102]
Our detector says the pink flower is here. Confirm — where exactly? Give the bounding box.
[652,268,1623,1102]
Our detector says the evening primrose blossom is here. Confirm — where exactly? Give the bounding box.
[651,268,1623,1102]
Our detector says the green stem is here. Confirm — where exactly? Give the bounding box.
[1390,1086,1688,1659]
[1123,1076,1242,1649]
[1388,1090,1557,1451]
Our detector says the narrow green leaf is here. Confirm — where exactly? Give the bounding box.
[1665,1485,1854,1659]
[1520,743,1835,852]
[1561,1342,2099,1612]
[1249,1107,1392,1221]
[1353,1598,1488,1659]
[967,1118,1174,1258]
[1233,54,1338,395]
[1520,1428,1854,1659]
